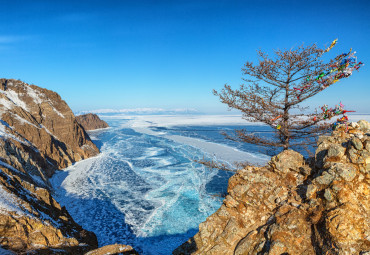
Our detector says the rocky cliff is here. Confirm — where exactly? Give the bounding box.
[174,120,370,255]
[76,113,109,131]
[0,79,101,253]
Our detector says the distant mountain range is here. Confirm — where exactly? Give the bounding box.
[75,108,201,115]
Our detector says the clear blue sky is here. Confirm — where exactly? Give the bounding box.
[0,0,369,113]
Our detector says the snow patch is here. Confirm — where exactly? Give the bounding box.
[40,124,59,139]
[0,97,14,118]
[26,85,65,118]
[0,89,29,111]
[52,106,65,118]
[29,173,46,187]
[0,97,13,109]
[0,160,22,174]
[25,85,43,104]
[0,115,41,151]
[0,119,30,145]
[0,184,25,215]
[14,114,40,129]
[0,120,7,137]
[81,144,91,150]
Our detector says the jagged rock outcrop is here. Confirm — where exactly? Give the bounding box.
[0,79,100,253]
[174,121,370,255]
[76,113,109,131]
[0,79,99,172]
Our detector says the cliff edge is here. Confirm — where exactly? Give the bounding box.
[174,120,370,254]
[0,79,100,253]
[76,113,109,131]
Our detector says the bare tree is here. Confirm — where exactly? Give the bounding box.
[214,42,362,151]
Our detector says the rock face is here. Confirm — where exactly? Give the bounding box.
[0,79,100,253]
[174,121,370,255]
[76,113,109,131]
[0,79,99,172]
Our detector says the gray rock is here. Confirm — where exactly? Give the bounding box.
[269,150,304,174]
[351,137,363,150]
[365,141,370,151]
[324,189,333,201]
[317,135,332,145]
[306,184,317,199]
[315,171,335,185]
[326,144,346,160]
[332,163,357,182]
[315,141,331,169]
[331,184,342,192]
[361,150,370,158]
[347,148,358,163]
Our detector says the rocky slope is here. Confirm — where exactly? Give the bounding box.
[174,120,370,255]
[76,113,109,131]
[0,79,101,253]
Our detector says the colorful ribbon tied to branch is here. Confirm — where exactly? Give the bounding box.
[318,102,355,131]
[316,44,364,89]
[270,115,282,122]
[324,39,338,53]
[333,115,349,130]
[270,115,282,129]
[293,40,363,100]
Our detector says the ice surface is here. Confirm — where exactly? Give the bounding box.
[125,115,270,165]
[51,117,255,254]
[347,114,370,122]
[51,114,370,254]
[109,114,263,127]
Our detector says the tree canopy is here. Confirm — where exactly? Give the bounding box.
[214,40,363,152]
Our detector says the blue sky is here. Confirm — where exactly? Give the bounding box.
[0,0,369,113]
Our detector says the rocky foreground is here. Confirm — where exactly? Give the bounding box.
[174,121,370,254]
[0,79,136,254]
[76,113,109,131]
